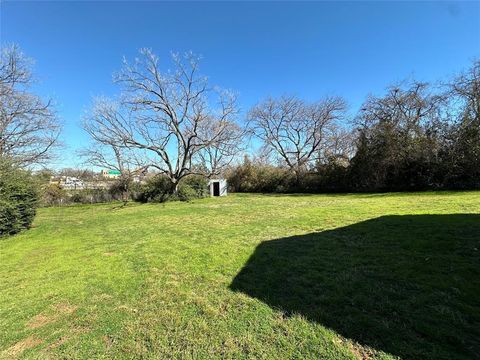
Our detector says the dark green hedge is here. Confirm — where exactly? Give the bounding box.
[134,174,208,203]
[0,160,39,237]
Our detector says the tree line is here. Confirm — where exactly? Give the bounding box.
[1,45,479,198]
[232,65,479,193]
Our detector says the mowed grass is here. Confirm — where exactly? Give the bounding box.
[0,192,479,359]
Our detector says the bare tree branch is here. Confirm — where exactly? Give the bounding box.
[0,45,61,167]
[247,95,347,179]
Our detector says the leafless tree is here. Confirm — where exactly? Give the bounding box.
[85,49,242,192]
[247,95,347,181]
[0,45,61,167]
[195,113,245,177]
[319,128,355,166]
[81,99,148,203]
[448,59,479,123]
[438,60,480,186]
[356,81,445,134]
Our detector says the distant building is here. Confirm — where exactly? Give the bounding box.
[209,179,227,197]
[50,176,85,190]
[101,169,121,179]
[49,175,111,190]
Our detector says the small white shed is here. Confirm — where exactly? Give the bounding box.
[209,179,227,197]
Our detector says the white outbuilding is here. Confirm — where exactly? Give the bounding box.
[209,179,227,197]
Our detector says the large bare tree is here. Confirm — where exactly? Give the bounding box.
[356,81,444,134]
[81,98,148,202]
[84,49,243,192]
[247,95,346,180]
[0,45,60,167]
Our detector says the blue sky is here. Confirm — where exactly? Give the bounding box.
[2,1,479,168]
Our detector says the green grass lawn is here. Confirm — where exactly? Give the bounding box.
[1,192,479,359]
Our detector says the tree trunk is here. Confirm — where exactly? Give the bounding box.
[122,188,129,206]
[170,179,180,195]
[293,168,302,188]
[122,178,130,206]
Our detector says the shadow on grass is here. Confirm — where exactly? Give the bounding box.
[230,214,480,359]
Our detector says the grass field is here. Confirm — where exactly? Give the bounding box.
[1,192,479,359]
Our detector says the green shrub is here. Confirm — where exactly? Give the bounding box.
[134,175,173,203]
[135,174,208,203]
[41,183,68,206]
[70,189,112,204]
[227,157,294,193]
[109,178,132,202]
[41,186,115,207]
[70,192,86,203]
[180,175,209,198]
[0,160,39,237]
[177,184,198,201]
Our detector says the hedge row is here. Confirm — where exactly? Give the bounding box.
[0,160,39,237]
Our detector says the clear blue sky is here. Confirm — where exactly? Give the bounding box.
[1,1,479,168]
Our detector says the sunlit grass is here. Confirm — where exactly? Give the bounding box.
[1,192,479,359]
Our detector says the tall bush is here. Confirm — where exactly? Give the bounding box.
[135,174,208,203]
[41,183,68,206]
[0,159,39,237]
[227,157,294,193]
[179,175,209,199]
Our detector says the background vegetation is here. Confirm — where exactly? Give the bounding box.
[229,62,480,193]
[37,174,209,208]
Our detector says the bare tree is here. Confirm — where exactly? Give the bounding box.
[81,99,148,203]
[448,59,479,123]
[319,128,355,166]
[85,49,242,193]
[195,113,245,177]
[0,45,60,167]
[356,81,444,134]
[440,60,480,187]
[247,95,346,181]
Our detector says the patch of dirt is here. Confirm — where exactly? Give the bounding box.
[45,336,69,350]
[103,252,116,256]
[347,341,376,360]
[335,336,377,360]
[94,293,113,301]
[2,336,42,358]
[25,303,77,331]
[27,314,56,329]
[52,303,77,315]
[102,335,114,349]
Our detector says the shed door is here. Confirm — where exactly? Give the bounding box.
[213,182,220,196]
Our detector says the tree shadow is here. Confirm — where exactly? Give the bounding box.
[230,214,480,359]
